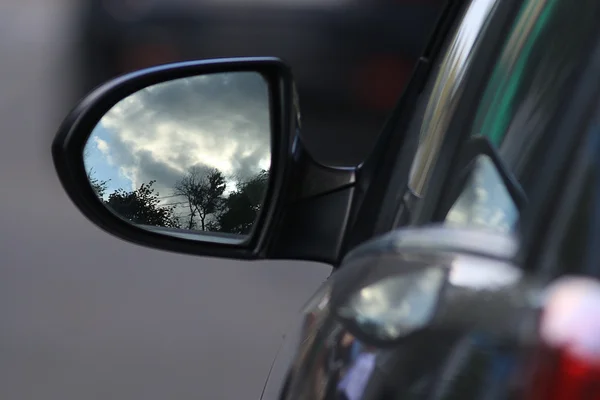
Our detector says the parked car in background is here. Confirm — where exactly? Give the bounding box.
[76,0,444,165]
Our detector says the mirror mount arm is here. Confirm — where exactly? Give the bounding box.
[265,134,358,266]
[287,134,357,200]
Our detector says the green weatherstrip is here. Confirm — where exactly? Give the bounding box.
[473,0,559,146]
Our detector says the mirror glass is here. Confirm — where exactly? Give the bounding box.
[83,72,271,243]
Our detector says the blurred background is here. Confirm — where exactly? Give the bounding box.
[76,0,444,165]
[0,0,443,398]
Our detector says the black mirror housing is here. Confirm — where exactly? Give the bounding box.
[52,57,357,264]
[53,57,297,259]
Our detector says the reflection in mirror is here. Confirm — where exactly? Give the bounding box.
[444,155,518,234]
[83,72,271,243]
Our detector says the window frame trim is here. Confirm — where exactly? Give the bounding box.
[407,0,526,227]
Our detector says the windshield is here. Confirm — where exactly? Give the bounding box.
[435,0,600,234]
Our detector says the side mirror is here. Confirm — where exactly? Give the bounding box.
[53,57,357,262]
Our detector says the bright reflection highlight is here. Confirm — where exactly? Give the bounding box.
[449,256,522,289]
[337,267,446,341]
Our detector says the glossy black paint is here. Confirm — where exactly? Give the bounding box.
[52,57,359,263]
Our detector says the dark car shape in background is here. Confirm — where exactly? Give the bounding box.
[76,0,444,165]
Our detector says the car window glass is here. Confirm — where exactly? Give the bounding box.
[445,155,518,233]
[472,0,599,186]
[542,108,600,279]
[437,0,600,232]
[407,0,500,197]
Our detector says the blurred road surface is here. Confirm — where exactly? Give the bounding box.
[0,0,332,399]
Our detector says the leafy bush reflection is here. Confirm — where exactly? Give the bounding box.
[89,166,269,236]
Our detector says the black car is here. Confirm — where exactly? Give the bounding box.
[53,0,600,398]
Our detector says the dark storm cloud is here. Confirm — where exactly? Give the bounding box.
[140,71,269,119]
[91,71,272,198]
[123,71,271,159]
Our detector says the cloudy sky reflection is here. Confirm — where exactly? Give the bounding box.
[84,72,271,200]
